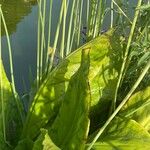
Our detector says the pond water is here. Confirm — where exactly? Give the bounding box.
[1,0,62,95]
[1,0,136,95]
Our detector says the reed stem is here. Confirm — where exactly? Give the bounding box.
[111,0,142,112]
[0,5,6,142]
[88,58,150,149]
[0,7,24,124]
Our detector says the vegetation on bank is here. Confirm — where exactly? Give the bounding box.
[0,0,150,149]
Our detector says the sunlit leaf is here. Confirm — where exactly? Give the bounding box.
[87,117,150,150]
[33,129,60,150]
[22,29,123,139]
[0,59,24,146]
[119,86,150,132]
[49,49,90,149]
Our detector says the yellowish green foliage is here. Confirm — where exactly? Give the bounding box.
[33,129,60,150]
[87,117,150,150]
[120,86,150,132]
[22,29,123,139]
[0,60,23,146]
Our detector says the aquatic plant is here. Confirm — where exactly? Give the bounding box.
[0,0,150,150]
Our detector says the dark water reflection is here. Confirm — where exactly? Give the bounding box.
[1,0,62,95]
[1,0,36,35]
[1,0,37,95]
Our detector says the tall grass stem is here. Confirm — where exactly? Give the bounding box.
[0,5,6,142]
[0,7,24,124]
[88,58,150,149]
[112,0,142,112]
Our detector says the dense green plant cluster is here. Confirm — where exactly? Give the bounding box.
[0,0,150,149]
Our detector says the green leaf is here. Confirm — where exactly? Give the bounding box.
[87,117,150,150]
[49,49,91,150]
[22,29,123,139]
[0,59,24,146]
[33,129,60,150]
[119,86,150,132]
[14,138,33,150]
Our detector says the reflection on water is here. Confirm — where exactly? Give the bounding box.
[0,0,36,35]
[1,0,37,95]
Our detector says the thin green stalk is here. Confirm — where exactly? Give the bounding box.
[45,0,53,73]
[36,0,41,89]
[125,99,150,118]
[70,27,75,52]
[86,0,89,28]
[49,1,64,71]
[77,0,83,47]
[112,0,132,25]
[60,0,67,58]
[111,0,142,112]
[92,0,99,38]
[66,0,76,56]
[87,0,98,39]
[110,0,114,28]
[0,5,6,142]
[93,0,104,38]
[87,58,150,149]
[0,7,24,124]
[74,0,80,49]
[40,0,46,78]
[70,1,78,51]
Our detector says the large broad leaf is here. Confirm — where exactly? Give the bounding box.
[0,59,24,146]
[22,29,123,139]
[32,129,60,150]
[119,86,150,133]
[87,117,150,150]
[49,49,91,149]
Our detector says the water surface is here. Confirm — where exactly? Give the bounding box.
[1,0,136,95]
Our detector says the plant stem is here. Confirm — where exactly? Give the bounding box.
[111,0,142,112]
[49,1,64,71]
[66,0,76,55]
[77,0,83,47]
[40,0,46,78]
[45,0,53,73]
[0,5,6,142]
[60,0,67,58]
[87,58,150,149]
[110,0,114,28]
[0,7,24,124]
[37,0,41,89]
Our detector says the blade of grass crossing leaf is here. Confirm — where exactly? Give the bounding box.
[87,58,150,150]
[0,7,24,124]
[112,0,143,112]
